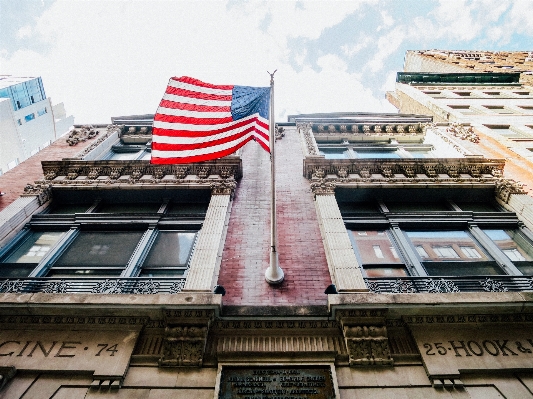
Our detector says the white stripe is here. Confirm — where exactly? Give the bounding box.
[157,106,231,119]
[152,132,254,158]
[168,79,233,96]
[153,119,266,144]
[162,93,231,107]
[153,113,267,132]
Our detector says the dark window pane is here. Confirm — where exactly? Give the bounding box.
[139,269,186,277]
[48,204,91,214]
[423,261,504,276]
[355,150,400,159]
[339,202,380,215]
[143,231,196,267]
[515,263,533,275]
[47,268,123,277]
[167,203,208,215]
[0,263,38,278]
[386,202,450,212]
[54,231,144,267]
[97,203,161,213]
[456,202,500,212]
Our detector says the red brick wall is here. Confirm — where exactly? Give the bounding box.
[0,134,96,212]
[218,129,331,307]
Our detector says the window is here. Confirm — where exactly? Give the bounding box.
[17,119,22,125]
[24,113,35,122]
[102,143,151,161]
[0,194,207,283]
[423,91,446,98]
[0,231,66,277]
[483,106,515,114]
[448,105,483,115]
[319,147,350,159]
[342,196,533,282]
[453,92,471,97]
[484,92,500,96]
[485,125,531,139]
[37,107,47,116]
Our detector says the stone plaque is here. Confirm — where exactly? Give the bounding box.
[218,366,335,399]
[410,323,533,376]
[0,329,139,378]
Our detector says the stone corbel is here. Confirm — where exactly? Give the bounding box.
[159,310,214,367]
[495,178,527,203]
[337,311,393,367]
[0,366,16,391]
[21,183,52,205]
[211,179,237,197]
[310,180,336,196]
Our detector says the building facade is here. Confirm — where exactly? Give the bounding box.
[0,76,74,175]
[1,69,533,397]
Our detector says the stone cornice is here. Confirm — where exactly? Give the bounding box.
[304,157,505,182]
[38,159,243,191]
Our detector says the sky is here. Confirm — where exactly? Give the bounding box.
[1,0,532,124]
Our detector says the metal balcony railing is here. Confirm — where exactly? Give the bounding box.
[0,277,186,294]
[364,275,533,294]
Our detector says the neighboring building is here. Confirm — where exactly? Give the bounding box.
[388,51,533,198]
[0,75,74,175]
[402,50,533,86]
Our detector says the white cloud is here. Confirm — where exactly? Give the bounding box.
[341,35,372,58]
[363,26,406,73]
[0,0,391,123]
[16,25,33,39]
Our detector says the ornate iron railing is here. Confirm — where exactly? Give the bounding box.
[0,277,186,294]
[364,276,533,294]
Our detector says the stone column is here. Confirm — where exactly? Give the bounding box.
[182,181,234,292]
[313,183,368,292]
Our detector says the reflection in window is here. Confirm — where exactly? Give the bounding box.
[318,148,349,159]
[0,231,66,277]
[49,231,145,277]
[355,150,400,159]
[351,230,403,266]
[484,229,533,263]
[141,231,197,276]
[433,246,460,259]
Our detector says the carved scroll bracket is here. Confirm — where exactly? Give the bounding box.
[21,183,52,205]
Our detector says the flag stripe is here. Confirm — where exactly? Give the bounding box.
[153,114,267,135]
[162,93,231,106]
[157,106,231,119]
[151,76,270,164]
[168,79,233,96]
[171,76,234,91]
[165,86,232,102]
[159,100,230,112]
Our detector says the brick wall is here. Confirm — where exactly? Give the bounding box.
[0,133,97,212]
[218,128,331,307]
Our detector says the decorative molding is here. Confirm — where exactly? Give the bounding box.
[303,157,506,184]
[210,179,237,196]
[495,178,527,203]
[0,279,23,293]
[66,125,99,146]
[73,125,123,159]
[312,123,424,136]
[21,182,52,205]
[275,124,285,141]
[404,313,533,325]
[480,277,508,292]
[297,122,318,156]
[0,315,149,325]
[425,279,460,293]
[389,279,416,293]
[342,325,393,366]
[310,180,336,195]
[42,280,71,293]
[446,122,480,143]
[38,159,243,189]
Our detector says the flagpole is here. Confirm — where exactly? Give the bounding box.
[265,70,284,285]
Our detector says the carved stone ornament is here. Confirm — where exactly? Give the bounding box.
[21,183,52,205]
[197,166,210,179]
[175,166,189,179]
[446,122,480,143]
[159,325,209,367]
[495,178,527,203]
[310,180,336,195]
[312,167,326,179]
[66,125,98,146]
[275,124,285,140]
[219,166,235,179]
[74,125,124,159]
[337,167,348,178]
[297,122,318,156]
[211,179,237,196]
[344,326,393,366]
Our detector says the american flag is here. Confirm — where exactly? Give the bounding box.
[151,76,270,164]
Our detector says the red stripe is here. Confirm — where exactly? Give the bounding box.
[165,86,232,101]
[153,117,265,137]
[159,100,230,112]
[152,129,253,151]
[150,137,254,164]
[154,113,233,125]
[171,76,234,91]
